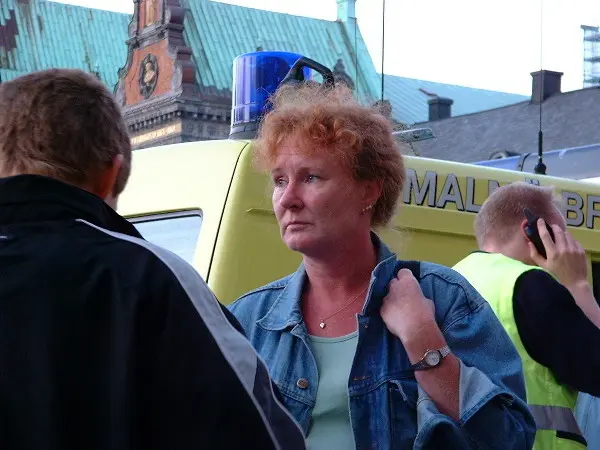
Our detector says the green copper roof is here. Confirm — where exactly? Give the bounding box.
[384,74,528,124]
[0,0,526,124]
[0,0,129,88]
[183,0,380,102]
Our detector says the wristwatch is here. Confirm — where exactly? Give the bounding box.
[410,345,451,371]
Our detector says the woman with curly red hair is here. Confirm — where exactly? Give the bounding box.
[228,83,536,449]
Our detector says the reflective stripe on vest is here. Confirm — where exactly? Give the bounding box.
[529,405,584,435]
[453,252,586,449]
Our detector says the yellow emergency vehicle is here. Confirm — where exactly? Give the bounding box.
[117,50,600,305]
[117,138,600,305]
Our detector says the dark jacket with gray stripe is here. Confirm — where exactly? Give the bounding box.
[0,174,305,450]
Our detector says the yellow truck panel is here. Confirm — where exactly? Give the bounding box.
[118,140,600,305]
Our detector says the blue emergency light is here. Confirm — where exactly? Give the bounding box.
[229,51,335,139]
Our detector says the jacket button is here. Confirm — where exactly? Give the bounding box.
[296,378,309,389]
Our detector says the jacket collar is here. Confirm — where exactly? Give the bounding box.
[0,174,142,238]
[257,232,398,331]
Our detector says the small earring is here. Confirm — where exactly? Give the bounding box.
[360,204,373,215]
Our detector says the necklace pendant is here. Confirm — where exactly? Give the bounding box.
[319,321,326,329]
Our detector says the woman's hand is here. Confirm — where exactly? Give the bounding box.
[381,269,460,420]
[381,268,437,343]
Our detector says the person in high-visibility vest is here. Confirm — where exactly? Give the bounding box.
[453,181,600,450]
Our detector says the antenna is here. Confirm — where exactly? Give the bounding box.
[534,0,547,175]
[381,0,386,101]
[354,13,358,95]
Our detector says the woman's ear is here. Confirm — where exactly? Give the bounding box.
[363,179,383,207]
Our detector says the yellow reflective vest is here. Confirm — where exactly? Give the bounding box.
[454,252,586,450]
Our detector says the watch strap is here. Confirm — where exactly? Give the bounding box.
[439,345,451,358]
[411,359,430,371]
[410,345,451,371]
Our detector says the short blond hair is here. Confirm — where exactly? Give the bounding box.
[474,182,564,247]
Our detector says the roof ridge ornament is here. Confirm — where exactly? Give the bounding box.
[333,58,355,90]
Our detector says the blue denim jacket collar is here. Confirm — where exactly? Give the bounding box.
[256,233,398,331]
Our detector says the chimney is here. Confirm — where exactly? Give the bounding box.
[337,0,356,23]
[531,70,563,104]
[428,97,453,121]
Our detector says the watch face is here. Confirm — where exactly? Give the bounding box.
[425,350,441,366]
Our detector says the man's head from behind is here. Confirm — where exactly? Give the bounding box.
[474,182,566,265]
[0,68,132,208]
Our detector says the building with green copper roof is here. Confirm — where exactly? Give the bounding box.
[0,0,526,149]
[182,0,381,103]
[0,0,129,88]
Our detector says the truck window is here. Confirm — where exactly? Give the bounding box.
[129,211,202,264]
[593,262,600,306]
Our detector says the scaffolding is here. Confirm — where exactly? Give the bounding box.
[582,25,600,88]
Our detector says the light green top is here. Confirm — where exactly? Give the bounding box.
[306,331,359,450]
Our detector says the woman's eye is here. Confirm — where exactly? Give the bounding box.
[306,175,319,183]
[273,178,286,187]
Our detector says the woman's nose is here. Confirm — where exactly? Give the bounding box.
[278,182,303,210]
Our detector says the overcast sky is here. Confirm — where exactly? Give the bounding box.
[53,0,600,96]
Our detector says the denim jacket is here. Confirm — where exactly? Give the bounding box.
[576,393,600,449]
[228,236,536,449]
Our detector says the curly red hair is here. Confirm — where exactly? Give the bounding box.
[254,83,406,227]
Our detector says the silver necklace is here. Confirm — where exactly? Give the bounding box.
[308,285,368,329]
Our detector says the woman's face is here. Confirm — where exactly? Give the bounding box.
[270,134,378,256]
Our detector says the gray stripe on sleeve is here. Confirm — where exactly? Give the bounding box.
[76,219,304,450]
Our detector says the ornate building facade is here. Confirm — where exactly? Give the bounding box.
[0,0,527,152]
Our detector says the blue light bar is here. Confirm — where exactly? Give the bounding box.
[229,51,312,139]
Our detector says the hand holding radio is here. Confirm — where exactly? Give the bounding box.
[528,217,588,290]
